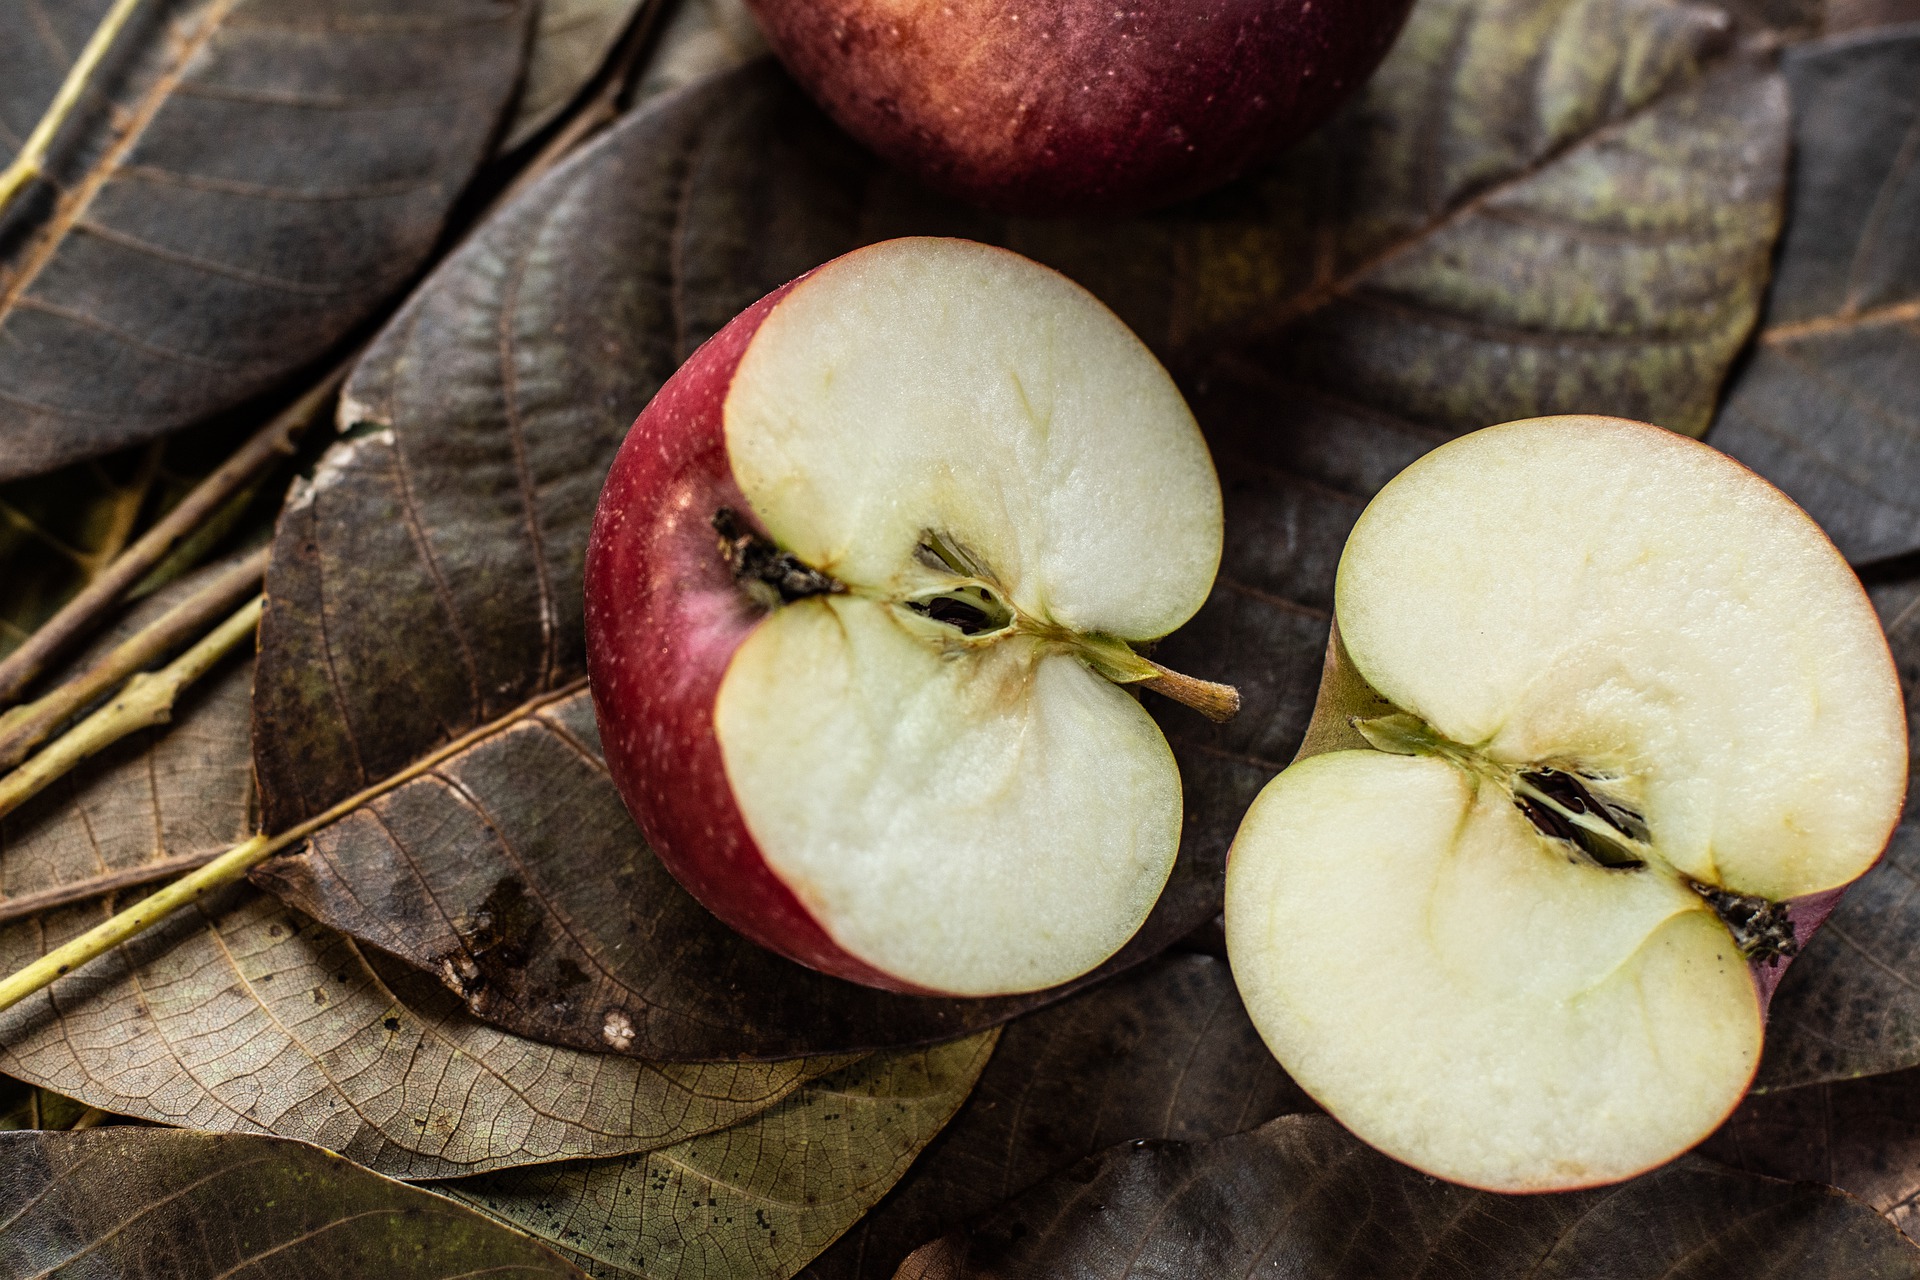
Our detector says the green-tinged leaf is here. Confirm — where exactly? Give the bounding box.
[0,610,849,1178]
[440,1034,996,1280]
[0,1128,584,1277]
[1709,28,1920,564]
[802,953,1312,1280]
[1755,589,1920,1087]
[1703,1065,1920,1239]
[503,0,652,152]
[899,1114,1920,1280]
[0,448,158,658]
[0,0,535,482]
[248,0,1786,1060]
[0,1076,90,1130]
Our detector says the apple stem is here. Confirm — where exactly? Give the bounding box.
[1137,661,1242,722]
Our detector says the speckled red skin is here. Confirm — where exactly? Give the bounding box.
[745,0,1416,216]
[584,276,936,995]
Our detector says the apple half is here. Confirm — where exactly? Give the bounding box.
[1224,416,1908,1193]
[585,237,1234,997]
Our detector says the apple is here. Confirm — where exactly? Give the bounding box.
[742,0,1417,216]
[1224,416,1907,1193]
[585,236,1236,996]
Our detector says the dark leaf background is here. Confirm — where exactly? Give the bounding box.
[800,953,1313,1280]
[1709,27,1920,565]
[2,0,1920,1273]
[902,1115,1920,1280]
[249,0,1790,1064]
[0,1128,586,1277]
[0,0,534,481]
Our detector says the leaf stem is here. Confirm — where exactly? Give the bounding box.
[0,0,146,221]
[0,366,342,707]
[0,546,268,772]
[0,594,262,823]
[0,679,588,1015]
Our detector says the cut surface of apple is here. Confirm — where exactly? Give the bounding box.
[586,237,1231,997]
[1225,416,1907,1192]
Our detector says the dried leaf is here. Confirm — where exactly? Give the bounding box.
[0,640,849,1179]
[802,953,1313,1280]
[0,0,535,482]
[1754,591,1920,1087]
[0,1128,583,1277]
[632,0,767,102]
[250,0,1788,1059]
[1709,28,1920,564]
[441,1034,996,1280]
[503,0,651,152]
[903,1114,1920,1279]
[1703,1065,1920,1240]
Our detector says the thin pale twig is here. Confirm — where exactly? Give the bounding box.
[0,369,339,707]
[0,594,262,823]
[0,0,145,218]
[0,679,586,1015]
[0,546,268,771]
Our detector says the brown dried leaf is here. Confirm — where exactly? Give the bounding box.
[0,0,534,481]
[1703,1065,1920,1240]
[442,1034,996,1280]
[905,1115,1920,1279]
[0,1128,584,1277]
[1709,28,1920,564]
[0,637,848,1178]
[802,952,1313,1280]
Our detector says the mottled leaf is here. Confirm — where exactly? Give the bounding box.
[802,953,1312,1280]
[1709,28,1920,564]
[250,0,1787,1060]
[1703,1065,1920,1240]
[0,631,849,1178]
[902,1115,1920,1279]
[1754,590,1920,1087]
[0,1128,583,1277]
[441,1034,996,1280]
[0,0,534,482]
[503,0,652,152]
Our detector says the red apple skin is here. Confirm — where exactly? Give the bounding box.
[743,0,1416,216]
[584,274,934,995]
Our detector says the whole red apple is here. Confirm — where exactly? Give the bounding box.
[584,237,1235,996]
[742,0,1417,216]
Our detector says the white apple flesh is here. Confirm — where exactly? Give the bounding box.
[1225,416,1907,1192]
[586,237,1232,997]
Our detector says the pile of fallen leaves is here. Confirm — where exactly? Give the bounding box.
[0,0,1917,1275]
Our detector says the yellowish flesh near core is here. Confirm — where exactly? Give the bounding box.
[712,238,1220,994]
[1226,751,1762,1193]
[1336,416,1905,901]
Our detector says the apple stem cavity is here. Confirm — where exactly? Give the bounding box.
[714,508,846,607]
[1686,883,1799,964]
[1351,711,1810,958]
